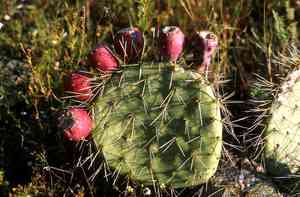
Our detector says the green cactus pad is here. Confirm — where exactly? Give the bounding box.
[265,74,300,175]
[93,63,222,188]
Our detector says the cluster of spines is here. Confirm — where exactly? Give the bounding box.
[92,62,223,188]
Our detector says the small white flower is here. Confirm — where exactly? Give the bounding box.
[32,29,38,37]
[143,187,151,196]
[4,15,11,21]
[52,39,58,45]
[54,61,60,70]
[17,4,24,9]
[0,22,3,30]
[63,32,68,38]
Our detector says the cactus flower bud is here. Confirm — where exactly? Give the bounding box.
[88,43,120,72]
[59,108,92,142]
[192,31,218,73]
[64,72,93,101]
[114,27,144,63]
[159,26,185,62]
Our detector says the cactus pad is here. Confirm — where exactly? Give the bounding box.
[93,63,222,188]
[265,71,300,175]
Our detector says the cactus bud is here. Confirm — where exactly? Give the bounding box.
[191,31,218,73]
[114,27,144,63]
[88,43,120,72]
[59,108,92,142]
[159,26,185,62]
[64,72,93,101]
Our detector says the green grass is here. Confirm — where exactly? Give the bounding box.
[0,0,300,196]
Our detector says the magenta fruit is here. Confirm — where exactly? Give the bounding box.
[64,72,93,101]
[114,27,144,63]
[159,26,185,62]
[59,108,92,142]
[192,31,218,73]
[88,43,120,72]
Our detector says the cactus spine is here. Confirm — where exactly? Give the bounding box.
[93,63,222,188]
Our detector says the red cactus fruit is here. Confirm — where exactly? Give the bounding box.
[159,26,185,62]
[59,108,92,142]
[88,43,120,72]
[114,27,144,63]
[64,72,92,101]
[192,31,218,73]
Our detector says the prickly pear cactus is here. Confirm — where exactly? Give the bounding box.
[93,63,222,188]
[265,70,300,175]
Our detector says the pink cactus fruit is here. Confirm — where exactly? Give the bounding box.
[192,31,218,73]
[159,26,185,62]
[64,72,93,101]
[114,27,144,63]
[88,43,120,72]
[59,108,93,142]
